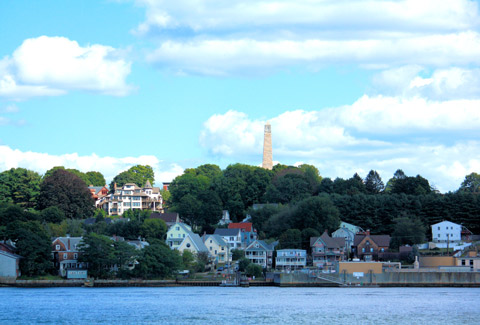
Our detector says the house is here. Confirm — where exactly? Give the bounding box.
[218,210,231,226]
[150,212,181,228]
[166,222,193,249]
[214,228,243,249]
[203,234,231,265]
[177,233,209,256]
[0,242,22,279]
[276,249,307,269]
[352,231,391,261]
[98,181,163,216]
[245,240,276,269]
[228,222,257,247]
[332,221,363,252]
[432,221,462,243]
[52,236,86,277]
[311,231,346,269]
[88,185,109,200]
[162,182,171,191]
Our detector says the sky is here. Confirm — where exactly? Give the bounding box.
[1,0,480,192]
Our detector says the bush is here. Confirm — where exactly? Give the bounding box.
[238,257,251,272]
[246,263,262,278]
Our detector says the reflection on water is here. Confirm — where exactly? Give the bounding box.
[0,287,479,324]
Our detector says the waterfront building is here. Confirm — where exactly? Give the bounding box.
[311,231,346,269]
[245,240,276,269]
[52,236,85,277]
[276,249,307,269]
[0,242,21,279]
[352,231,391,261]
[228,222,257,247]
[332,222,362,253]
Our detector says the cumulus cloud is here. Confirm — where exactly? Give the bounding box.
[0,36,133,100]
[0,146,183,185]
[137,0,480,75]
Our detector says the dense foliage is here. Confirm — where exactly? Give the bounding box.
[109,165,155,189]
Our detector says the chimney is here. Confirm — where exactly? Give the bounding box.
[366,229,370,236]
[114,182,117,191]
[68,238,71,250]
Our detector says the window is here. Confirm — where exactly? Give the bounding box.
[215,250,217,254]
[462,260,466,266]
[470,260,474,266]
[438,234,440,238]
[55,244,60,250]
[63,253,67,259]
[210,240,212,243]
[221,247,224,251]
[381,248,385,252]
[210,247,212,251]
[183,234,185,238]
[362,248,365,252]
[176,227,180,231]
[186,243,191,248]
[370,248,374,252]
[74,253,78,259]
[438,226,440,230]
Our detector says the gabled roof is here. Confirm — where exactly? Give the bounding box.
[432,220,461,227]
[169,222,192,233]
[150,212,179,223]
[228,222,254,232]
[52,237,83,251]
[0,250,22,260]
[144,180,153,189]
[204,234,228,247]
[188,233,209,253]
[246,240,275,252]
[353,234,391,247]
[310,231,345,248]
[214,228,242,236]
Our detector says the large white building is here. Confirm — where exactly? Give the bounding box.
[432,220,462,243]
[99,181,163,216]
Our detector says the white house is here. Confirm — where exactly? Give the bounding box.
[432,220,462,243]
[275,249,307,269]
[213,228,243,249]
[99,181,163,216]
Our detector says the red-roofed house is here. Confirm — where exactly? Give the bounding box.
[228,222,257,247]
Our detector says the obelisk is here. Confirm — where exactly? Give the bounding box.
[262,122,273,170]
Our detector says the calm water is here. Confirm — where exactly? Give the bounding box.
[1,287,479,324]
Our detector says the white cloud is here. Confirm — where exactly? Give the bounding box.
[373,66,480,100]
[0,146,184,185]
[146,32,480,75]
[134,0,478,35]
[0,36,133,100]
[137,0,480,75]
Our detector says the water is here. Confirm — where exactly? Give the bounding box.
[1,287,479,324]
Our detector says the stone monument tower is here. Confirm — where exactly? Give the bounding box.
[262,122,273,170]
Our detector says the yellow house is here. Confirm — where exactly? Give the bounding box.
[204,234,231,265]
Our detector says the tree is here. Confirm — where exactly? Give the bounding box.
[39,206,66,224]
[246,263,262,278]
[458,173,480,193]
[0,168,42,208]
[391,217,426,249]
[110,165,155,189]
[135,240,183,279]
[278,229,302,249]
[231,249,245,261]
[238,257,251,272]
[78,233,117,278]
[301,228,320,252]
[37,169,94,219]
[85,171,106,186]
[290,195,340,234]
[140,218,167,240]
[364,170,384,194]
[8,221,53,276]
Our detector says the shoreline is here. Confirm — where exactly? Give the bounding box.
[2,279,479,288]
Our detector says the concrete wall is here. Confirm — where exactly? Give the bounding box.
[420,256,455,268]
[339,262,383,274]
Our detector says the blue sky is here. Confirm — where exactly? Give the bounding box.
[1,0,480,192]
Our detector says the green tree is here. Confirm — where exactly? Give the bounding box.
[290,195,340,234]
[37,169,94,219]
[458,172,480,193]
[238,257,251,272]
[246,263,262,278]
[110,165,155,189]
[181,250,196,273]
[140,218,167,240]
[85,171,106,186]
[278,229,302,249]
[0,168,42,209]
[231,249,245,261]
[136,240,183,279]
[364,170,384,194]
[391,217,426,249]
[8,221,53,276]
[301,228,320,252]
[78,233,117,278]
[39,206,66,224]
